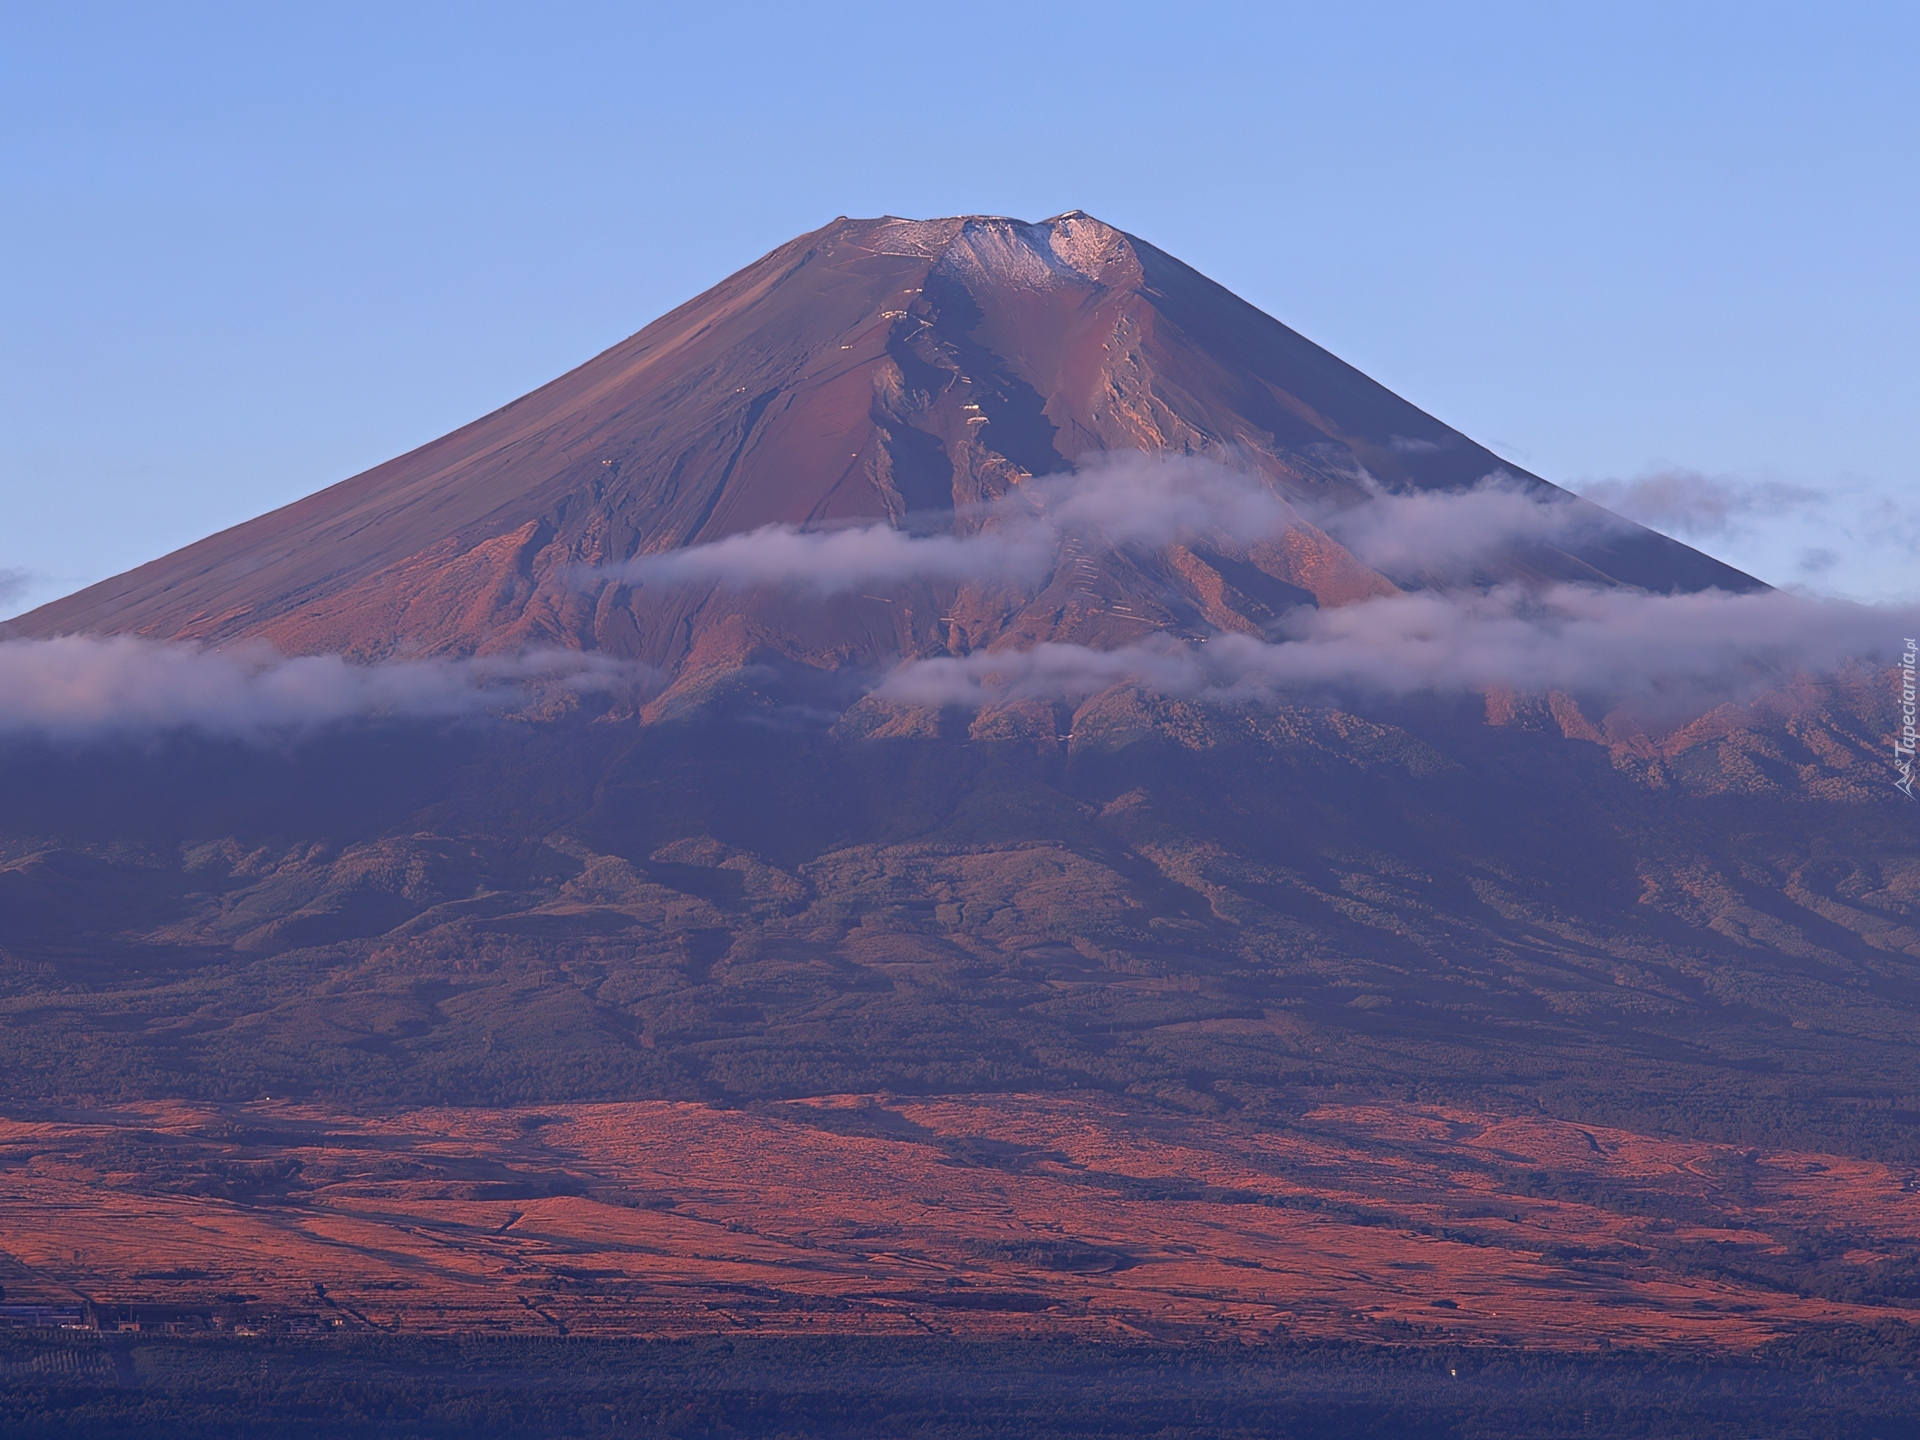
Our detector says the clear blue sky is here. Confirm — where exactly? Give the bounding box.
[3,1,1915,615]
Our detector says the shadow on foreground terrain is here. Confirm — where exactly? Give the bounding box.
[5,1329,1920,1439]
[0,680,1914,1159]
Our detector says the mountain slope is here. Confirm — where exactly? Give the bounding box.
[4,217,1919,1358]
[6,213,1755,675]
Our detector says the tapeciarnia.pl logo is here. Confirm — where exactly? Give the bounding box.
[1897,637,1917,798]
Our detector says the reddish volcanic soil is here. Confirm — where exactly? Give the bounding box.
[3,1094,1914,1349]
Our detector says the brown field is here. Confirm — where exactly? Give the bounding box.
[3,1093,1916,1350]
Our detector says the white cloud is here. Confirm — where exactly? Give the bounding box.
[610,453,1300,595]
[613,520,1056,593]
[0,636,649,740]
[1577,470,1825,538]
[880,585,1914,713]
[1570,469,1920,602]
[1313,474,1626,579]
[609,455,1620,596]
[9,457,1900,740]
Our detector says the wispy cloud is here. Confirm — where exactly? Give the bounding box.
[609,454,1634,597]
[0,569,30,608]
[613,521,1056,593]
[609,456,1909,719]
[1577,470,1825,538]
[1570,469,1920,602]
[9,459,1898,741]
[1314,475,1625,579]
[0,637,649,740]
[610,454,1300,594]
[879,585,1913,714]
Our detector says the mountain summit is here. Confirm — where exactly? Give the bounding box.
[8,213,1751,673]
[0,218,1912,1365]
